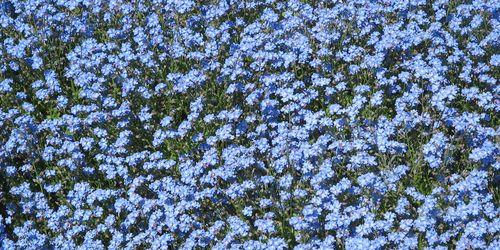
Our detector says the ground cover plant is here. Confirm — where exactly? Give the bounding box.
[0,0,499,249]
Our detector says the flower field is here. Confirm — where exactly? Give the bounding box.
[0,0,499,249]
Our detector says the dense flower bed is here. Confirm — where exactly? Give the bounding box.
[0,0,499,249]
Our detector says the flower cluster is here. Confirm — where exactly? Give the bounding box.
[0,0,498,249]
